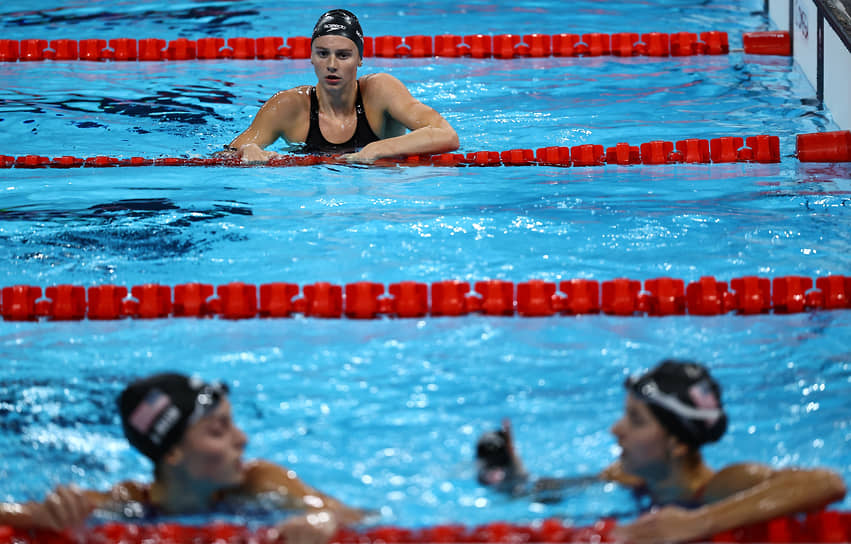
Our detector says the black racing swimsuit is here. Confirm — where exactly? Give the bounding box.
[302,82,380,154]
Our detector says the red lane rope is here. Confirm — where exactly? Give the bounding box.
[0,32,795,62]
[2,275,849,321]
[1,510,850,543]
[3,132,850,167]
[0,31,746,62]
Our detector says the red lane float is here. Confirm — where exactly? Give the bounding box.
[2,133,847,169]
[797,130,851,163]
[2,275,849,322]
[1,510,851,543]
[742,31,791,56]
[2,31,765,63]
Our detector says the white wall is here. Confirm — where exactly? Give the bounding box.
[792,0,820,94]
[769,0,790,30]
[768,0,850,130]
[824,23,851,130]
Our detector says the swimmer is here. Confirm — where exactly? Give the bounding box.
[475,420,598,504]
[476,420,528,495]
[479,360,846,544]
[222,9,459,164]
[0,373,364,544]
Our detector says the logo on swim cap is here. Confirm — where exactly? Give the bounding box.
[311,9,365,58]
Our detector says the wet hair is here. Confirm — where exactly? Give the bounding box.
[311,9,365,58]
[117,373,228,463]
[626,359,727,448]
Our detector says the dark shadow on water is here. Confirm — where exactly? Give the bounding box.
[0,198,253,260]
[1,198,252,222]
[1,86,236,126]
[1,5,259,34]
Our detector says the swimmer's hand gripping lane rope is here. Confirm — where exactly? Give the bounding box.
[0,31,793,62]
[1,510,850,543]
[2,131,850,168]
[1,275,849,321]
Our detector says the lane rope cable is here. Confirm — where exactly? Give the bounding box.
[2,275,849,321]
[1,510,850,543]
[0,31,794,62]
[3,131,850,167]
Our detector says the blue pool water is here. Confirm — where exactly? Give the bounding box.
[1,0,851,532]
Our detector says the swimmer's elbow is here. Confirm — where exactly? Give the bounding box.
[822,470,847,503]
[436,125,459,153]
[785,468,847,507]
[446,129,460,152]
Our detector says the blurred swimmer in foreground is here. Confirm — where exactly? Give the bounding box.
[0,373,365,544]
[476,360,846,544]
[222,9,458,164]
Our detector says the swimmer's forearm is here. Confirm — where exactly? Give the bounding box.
[228,123,283,154]
[599,460,644,487]
[691,468,846,536]
[0,502,34,528]
[364,125,459,160]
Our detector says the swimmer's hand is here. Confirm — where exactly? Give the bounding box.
[272,511,339,544]
[501,418,528,478]
[611,506,707,544]
[236,143,280,164]
[339,150,377,165]
[22,485,94,531]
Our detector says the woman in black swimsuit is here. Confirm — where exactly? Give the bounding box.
[0,373,364,544]
[478,360,846,544]
[225,9,458,163]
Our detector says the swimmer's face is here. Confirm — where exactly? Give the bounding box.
[311,35,361,89]
[611,394,677,479]
[169,398,247,487]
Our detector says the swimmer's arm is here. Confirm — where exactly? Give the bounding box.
[599,460,645,488]
[0,486,103,531]
[243,460,366,524]
[344,74,458,164]
[500,419,528,479]
[225,90,302,163]
[693,464,846,532]
[612,463,847,544]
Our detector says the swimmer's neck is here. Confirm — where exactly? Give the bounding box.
[149,472,231,514]
[316,79,359,117]
[645,459,714,505]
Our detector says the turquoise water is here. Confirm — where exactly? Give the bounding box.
[1,0,850,531]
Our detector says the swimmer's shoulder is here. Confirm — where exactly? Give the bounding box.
[256,86,312,142]
[699,462,774,503]
[239,459,311,496]
[359,73,419,134]
[359,73,410,101]
[262,85,312,112]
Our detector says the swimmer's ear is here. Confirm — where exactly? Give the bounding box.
[667,436,689,459]
[161,447,184,467]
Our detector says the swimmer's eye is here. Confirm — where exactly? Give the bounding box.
[627,408,646,426]
[336,51,352,59]
[315,50,329,58]
[203,414,233,437]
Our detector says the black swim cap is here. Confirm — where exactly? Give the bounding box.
[626,360,727,448]
[476,429,512,468]
[117,373,228,463]
[311,9,365,58]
